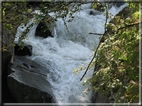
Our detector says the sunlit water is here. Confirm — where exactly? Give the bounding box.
[15,3,127,104]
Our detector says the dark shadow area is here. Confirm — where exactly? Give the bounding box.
[2,52,17,103]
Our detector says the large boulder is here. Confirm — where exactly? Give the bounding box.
[2,28,17,103]
[91,91,114,103]
[14,44,32,56]
[7,56,57,103]
[35,22,54,38]
[89,10,102,16]
[2,51,12,73]
[2,51,17,103]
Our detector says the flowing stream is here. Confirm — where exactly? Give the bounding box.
[15,3,127,104]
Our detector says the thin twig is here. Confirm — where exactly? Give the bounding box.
[80,40,102,81]
[80,3,108,81]
[89,32,103,35]
[117,21,141,31]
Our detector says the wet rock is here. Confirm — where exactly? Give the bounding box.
[27,2,41,8]
[92,91,109,103]
[115,2,125,7]
[116,6,130,19]
[2,24,15,103]
[2,51,17,103]
[14,44,32,56]
[89,10,102,16]
[7,56,57,103]
[27,1,51,9]
[113,0,125,7]
[35,22,54,38]
[2,51,12,73]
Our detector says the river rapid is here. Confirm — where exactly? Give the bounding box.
[15,2,127,105]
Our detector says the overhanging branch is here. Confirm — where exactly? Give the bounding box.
[80,3,108,81]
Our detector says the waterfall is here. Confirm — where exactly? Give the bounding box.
[14,3,127,104]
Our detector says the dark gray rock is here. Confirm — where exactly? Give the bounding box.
[27,1,52,8]
[112,0,125,7]
[7,56,57,103]
[115,2,125,7]
[14,44,32,56]
[27,2,41,8]
[92,91,110,103]
[2,51,12,73]
[2,51,17,103]
[89,10,102,16]
[35,22,54,38]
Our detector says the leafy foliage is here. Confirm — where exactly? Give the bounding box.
[1,1,82,51]
[88,2,140,103]
[1,1,141,103]
[2,2,32,51]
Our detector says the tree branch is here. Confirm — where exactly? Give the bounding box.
[80,39,102,81]
[89,32,103,35]
[117,21,141,31]
[80,3,108,81]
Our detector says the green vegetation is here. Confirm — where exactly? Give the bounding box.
[2,2,29,51]
[85,2,140,103]
[1,0,141,103]
[2,1,81,51]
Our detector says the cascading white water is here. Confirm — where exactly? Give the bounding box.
[15,3,127,104]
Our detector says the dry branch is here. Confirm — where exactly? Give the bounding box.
[80,3,108,81]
